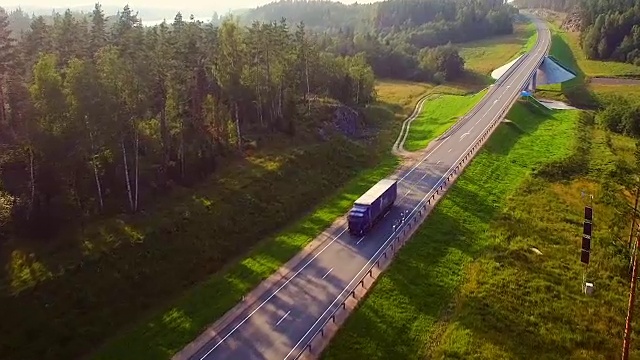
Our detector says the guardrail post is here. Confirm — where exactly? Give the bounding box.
[321,328,324,337]
[369,269,373,277]
[307,344,311,352]
[351,290,355,298]
[359,279,364,288]
[332,314,336,323]
[342,302,346,309]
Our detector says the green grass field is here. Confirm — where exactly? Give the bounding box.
[403,90,487,151]
[374,80,434,116]
[322,101,638,359]
[460,23,537,76]
[560,31,640,78]
[536,23,640,106]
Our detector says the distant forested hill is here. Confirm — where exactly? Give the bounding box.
[5,0,519,83]
[239,0,516,45]
[514,0,640,66]
[235,0,517,80]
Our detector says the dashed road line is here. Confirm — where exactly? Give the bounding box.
[198,25,547,359]
[276,311,291,326]
[322,268,333,279]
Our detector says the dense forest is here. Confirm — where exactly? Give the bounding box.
[512,0,579,12]
[0,0,518,238]
[239,0,515,80]
[0,4,377,238]
[514,0,640,66]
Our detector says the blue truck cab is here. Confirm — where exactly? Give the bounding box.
[348,179,398,236]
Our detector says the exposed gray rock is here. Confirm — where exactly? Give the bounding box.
[332,106,364,138]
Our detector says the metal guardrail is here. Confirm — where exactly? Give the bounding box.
[439,24,543,140]
[292,23,551,360]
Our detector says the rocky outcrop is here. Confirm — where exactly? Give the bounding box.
[332,106,364,138]
[561,9,581,32]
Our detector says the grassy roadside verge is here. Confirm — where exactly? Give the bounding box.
[403,90,487,151]
[323,101,634,358]
[95,79,495,359]
[88,81,425,359]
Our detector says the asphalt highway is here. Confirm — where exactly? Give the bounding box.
[183,16,551,360]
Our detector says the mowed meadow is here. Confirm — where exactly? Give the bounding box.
[323,100,639,359]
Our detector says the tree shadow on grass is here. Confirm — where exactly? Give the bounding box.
[538,33,599,109]
[439,179,630,359]
[479,100,552,158]
[0,138,391,360]
[325,179,497,360]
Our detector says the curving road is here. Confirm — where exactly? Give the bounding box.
[176,16,550,360]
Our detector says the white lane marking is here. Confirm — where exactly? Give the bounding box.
[276,311,291,326]
[204,31,546,359]
[448,148,452,152]
[322,268,333,279]
[284,116,495,358]
[437,160,442,165]
[459,132,470,141]
[397,129,451,182]
[405,190,411,196]
[285,37,546,360]
[356,236,365,245]
[199,172,440,356]
[201,160,425,357]
[198,227,348,358]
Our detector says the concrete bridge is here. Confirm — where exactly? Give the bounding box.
[491,53,577,92]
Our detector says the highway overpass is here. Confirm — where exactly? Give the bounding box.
[491,53,576,91]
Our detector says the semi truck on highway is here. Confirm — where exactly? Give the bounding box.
[348,179,398,236]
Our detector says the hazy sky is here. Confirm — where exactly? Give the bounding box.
[6,0,362,13]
